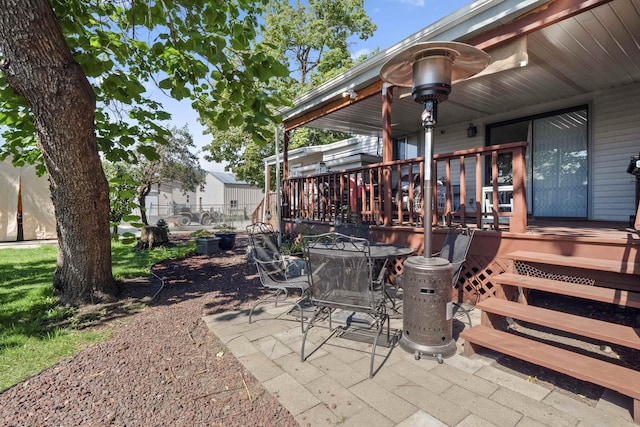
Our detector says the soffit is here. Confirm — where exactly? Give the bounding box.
[296,0,640,138]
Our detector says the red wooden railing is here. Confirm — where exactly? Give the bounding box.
[281,142,528,232]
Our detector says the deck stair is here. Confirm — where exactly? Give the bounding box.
[460,250,640,423]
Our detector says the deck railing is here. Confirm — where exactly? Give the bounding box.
[282,141,528,233]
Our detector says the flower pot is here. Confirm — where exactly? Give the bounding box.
[216,233,236,250]
[196,237,221,255]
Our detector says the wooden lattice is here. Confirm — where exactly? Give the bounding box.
[386,256,410,285]
[514,261,596,286]
[457,256,512,304]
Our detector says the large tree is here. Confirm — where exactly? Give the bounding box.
[0,0,288,305]
[264,0,375,88]
[203,0,376,188]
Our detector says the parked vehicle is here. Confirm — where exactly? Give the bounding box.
[170,205,215,226]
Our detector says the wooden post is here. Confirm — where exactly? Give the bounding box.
[264,162,272,225]
[283,130,290,219]
[382,84,393,164]
[459,155,467,225]
[511,143,528,233]
[382,84,393,226]
[475,153,483,229]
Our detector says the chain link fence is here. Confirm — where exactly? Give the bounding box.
[146,203,257,230]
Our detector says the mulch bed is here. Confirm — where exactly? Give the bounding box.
[0,233,298,427]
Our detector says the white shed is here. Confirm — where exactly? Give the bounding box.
[196,171,264,221]
[0,157,56,241]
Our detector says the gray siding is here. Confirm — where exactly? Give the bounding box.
[592,81,640,221]
[224,185,263,207]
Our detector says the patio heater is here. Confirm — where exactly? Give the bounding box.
[380,42,489,362]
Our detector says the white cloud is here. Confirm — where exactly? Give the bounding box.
[351,48,371,60]
[398,0,425,6]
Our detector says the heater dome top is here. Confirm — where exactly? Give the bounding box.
[380,41,489,87]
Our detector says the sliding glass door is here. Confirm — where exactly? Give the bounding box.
[531,109,588,217]
[488,106,588,218]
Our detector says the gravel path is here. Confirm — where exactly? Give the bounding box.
[0,235,298,427]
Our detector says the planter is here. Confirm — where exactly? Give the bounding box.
[196,237,221,255]
[216,233,236,250]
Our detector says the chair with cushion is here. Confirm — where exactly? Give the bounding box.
[246,223,309,331]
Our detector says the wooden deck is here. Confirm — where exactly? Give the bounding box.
[524,219,639,241]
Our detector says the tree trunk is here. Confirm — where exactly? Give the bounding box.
[138,186,150,226]
[136,226,169,250]
[0,1,117,304]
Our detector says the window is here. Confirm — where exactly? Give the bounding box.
[393,137,418,161]
[230,200,238,209]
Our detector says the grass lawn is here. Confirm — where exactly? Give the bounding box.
[0,239,195,391]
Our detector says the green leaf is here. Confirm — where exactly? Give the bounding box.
[158,78,173,90]
[136,145,160,161]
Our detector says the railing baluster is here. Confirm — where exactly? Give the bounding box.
[282,142,527,232]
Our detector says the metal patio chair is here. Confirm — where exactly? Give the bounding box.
[301,232,396,378]
[434,227,475,326]
[334,223,402,309]
[246,223,310,331]
[335,223,372,242]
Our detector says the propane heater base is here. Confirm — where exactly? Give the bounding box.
[398,256,455,363]
[399,336,458,363]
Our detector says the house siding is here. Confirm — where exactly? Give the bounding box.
[323,136,381,161]
[196,172,264,218]
[0,158,56,241]
[223,185,263,207]
[592,81,640,221]
[428,82,640,221]
[198,173,225,208]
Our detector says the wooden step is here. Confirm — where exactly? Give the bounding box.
[460,325,640,408]
[505,250,640,275]
[493,272,640,309]
[477,298,640,350]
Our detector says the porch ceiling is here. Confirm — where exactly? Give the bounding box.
[299,0,640,138]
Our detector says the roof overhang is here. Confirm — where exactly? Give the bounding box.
[281,0,637,139]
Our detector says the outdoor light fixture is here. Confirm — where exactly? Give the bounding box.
[467,123,477,138]
[343,88,357,100]
[380,41,489,362]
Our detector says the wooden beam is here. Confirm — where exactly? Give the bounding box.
[284,80,384,132]
[465,0,613,50]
